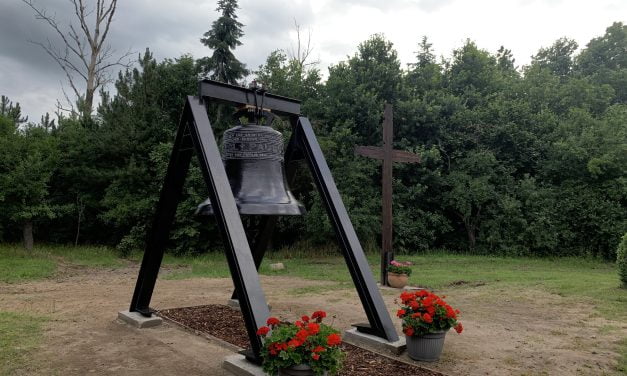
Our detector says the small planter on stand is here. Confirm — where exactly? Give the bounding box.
[406,330,448,361]
[386,260,413,288]
[387,272,408,288]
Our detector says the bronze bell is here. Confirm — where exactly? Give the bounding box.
[196,118,305,216]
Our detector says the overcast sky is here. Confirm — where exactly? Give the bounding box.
[0,0,624,121]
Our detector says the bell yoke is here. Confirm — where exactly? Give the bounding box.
[128,79,398,363]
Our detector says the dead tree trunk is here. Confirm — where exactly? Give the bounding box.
[75,195,85,246]
[22,0,131,117]
[23,220,34,251]
[457,206,481,250]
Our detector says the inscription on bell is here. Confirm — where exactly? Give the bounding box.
[223,125,284,161]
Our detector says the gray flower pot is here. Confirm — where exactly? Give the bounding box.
[406,330,448,362]
[278,364,327,376]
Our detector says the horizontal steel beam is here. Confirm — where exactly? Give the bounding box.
[198,79,301,116]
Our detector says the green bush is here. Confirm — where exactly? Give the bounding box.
[618,233,627,287]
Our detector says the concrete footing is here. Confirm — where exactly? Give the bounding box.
[117,310,162,328]
[377,283,424,291]
[343,328,406,355]
[227,299,271,312]
[222,355,265,376]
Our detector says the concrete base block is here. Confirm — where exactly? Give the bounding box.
[269,262,285,271]
[343,328,406,355]
[117,310,162,328]
[377,283,424,291]
[222,355,265,376]
[227,299,271,312]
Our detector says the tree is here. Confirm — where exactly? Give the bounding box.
[97,50,206,254]
[576,22,627,103]
[22,0,131,118]
[0,99,58,250]
[1,96,28,124]
[255,50,322,108]
[406,36,442,95]
[496,46,516,73]
[448,40,500,99]
[618,233,627,287]
[287,20,318,72]
[199,0,248,84]
[531,37,578,78]
[441,151,511,250]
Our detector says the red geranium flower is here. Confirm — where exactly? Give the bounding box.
[312,353,320,360]
[454,323,463,334]
[327,333,342,346]
[422,313,433,323]
[400,291,414,303]
[312,345,325,353]
[296,329,309,342]
[404,327,414,336]
[266,317,280,326]
[426,305,436,316]
[446,307,456,318]
[396,309,406,318]
[307,322,320,335]
[312,311,327,322]
[256,326,270,336]
[301,315,310,322]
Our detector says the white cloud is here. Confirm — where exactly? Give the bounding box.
[0,0,623,120]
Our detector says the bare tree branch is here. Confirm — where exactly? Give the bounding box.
[22,0,131,118]
[288,19,319,70]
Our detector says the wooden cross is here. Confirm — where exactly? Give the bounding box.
[354,103,421,286]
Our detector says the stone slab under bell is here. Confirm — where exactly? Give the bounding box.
[117,310,162,328]
[222,354,265,376]
[343,327,406,356]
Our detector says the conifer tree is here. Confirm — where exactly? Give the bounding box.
[199,0,248,84]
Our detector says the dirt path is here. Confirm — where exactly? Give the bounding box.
[1,265,625,375]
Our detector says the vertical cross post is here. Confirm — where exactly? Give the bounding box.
[355,103,421,286]
[381,104,393,286]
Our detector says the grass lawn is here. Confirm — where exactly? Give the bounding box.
[1,244,625,372]
[2,244,625,319]
[163,250,627,320]
[0,311,47,375]
[0,244,126,283]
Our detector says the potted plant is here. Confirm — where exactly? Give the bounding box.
[387,260,413,288]
[396,290,463,361]
[256,310,345,375]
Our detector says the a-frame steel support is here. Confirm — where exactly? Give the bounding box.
[130,96,270,360]
[129,80,398,364]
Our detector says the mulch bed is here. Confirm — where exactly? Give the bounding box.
[158,305,443,376]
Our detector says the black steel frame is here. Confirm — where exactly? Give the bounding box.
[129,80,398,363]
